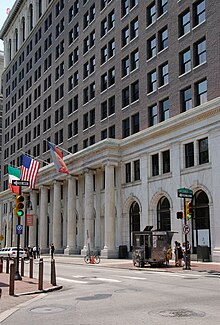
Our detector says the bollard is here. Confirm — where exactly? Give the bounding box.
[51,259,57,286]
[21,257,24,276]
[38,258,43,290]
[9,263,15,296]
[29,257,33,278]
[6,257,10,274]
[0,256,3,273]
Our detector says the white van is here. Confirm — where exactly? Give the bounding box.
[0,247,27,259]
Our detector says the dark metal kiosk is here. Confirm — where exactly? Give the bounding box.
[132,226,175,267]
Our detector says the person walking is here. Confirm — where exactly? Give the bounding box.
[50,243,55,260]
[33,245,37,259]
[36,246,40,258]
[174,241,179,266]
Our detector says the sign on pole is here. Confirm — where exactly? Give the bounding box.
[16,224,23,235]
[12,180,30,186]
[177,188,193,199]
[183,224,190,234]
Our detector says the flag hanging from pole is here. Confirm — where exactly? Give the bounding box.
[20,155,40,188]
[48,142,69,174]
[8,166,21,194]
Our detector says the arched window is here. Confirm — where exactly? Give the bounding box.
[157,196,171,231]
[191,190,210,253]
[129,201,140,250]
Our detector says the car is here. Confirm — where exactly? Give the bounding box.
[0,247,27,259]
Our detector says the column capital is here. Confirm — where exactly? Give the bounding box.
[102,159,118,167]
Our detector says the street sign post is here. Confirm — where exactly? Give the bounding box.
[177,188,193,198]
[183,224,190,234]
[12,180,30,186]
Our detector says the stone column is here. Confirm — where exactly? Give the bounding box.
[64,176,77,255]
[53,181,62,253]
[101,163,117,258]
[39,186,48,253]
[81,169,94,254]
[29,190,37,247]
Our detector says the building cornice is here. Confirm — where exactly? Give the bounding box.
[0,0,24,40]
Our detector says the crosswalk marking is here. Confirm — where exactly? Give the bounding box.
[90,277,121,283]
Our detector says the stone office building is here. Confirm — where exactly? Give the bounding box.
[0,0,220,261]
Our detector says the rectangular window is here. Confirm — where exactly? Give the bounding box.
[122,86,129,107]
[180,48,191,74]
[158,0,168,17]
[149,104,157,126]
[146,1,156,26]
[179,9,190,37]
[131,112,139,134]
[122,117,130,138]
[148,70,157,93]
[198,137,209,164]
[158,27,168,52]
[159,62,168,87]
[122,55,129,77]
[131,48,139,71]
[121,25,129,47]
[185,142,194,168]
[134,160,140,181]
[131,80,139,102]
[152,154,159,176]
[181,87,192,112]
[130,17,138,40]
[193,0,205,27]
[194,38,206,66]
[162,150,170,173]
[195,79,207,106]
[147,35,156,59]
[125,162,131,183]
[160,98,169,121]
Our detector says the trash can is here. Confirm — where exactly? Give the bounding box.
[197,246,210,261]
[118,245,128,258]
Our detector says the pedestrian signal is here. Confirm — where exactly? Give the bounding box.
[177,211,183,219]
[14,195,25,217]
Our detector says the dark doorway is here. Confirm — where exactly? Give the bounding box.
[129,202,140,251]
[157,196,171,231]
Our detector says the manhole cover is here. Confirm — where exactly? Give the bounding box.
[157,309,205,318]
[30,306,67,314]
[76,293,111,301]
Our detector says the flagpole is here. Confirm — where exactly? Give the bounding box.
[20,151,50,165]
[44,139,73,155]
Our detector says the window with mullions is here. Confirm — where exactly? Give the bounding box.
[122,86,130,107]
[181,87,192,112]
[180,48,191,75]
[131,112,139,134]
[198,137,209,165]
[131,80,139,102]
[146,1,156,26]
[158,27,168,52]
[125,162,131,183]
[148,70,157,93]
[194,38,206,67]
[195,79,207,106]
[149,104,157,126]
[152,153,159,176]
[160,98,169,121]
[134,160,140,181]
[159,62,168,87]
[193,0,205,27]
[130,17,138,40]
[158,0,168,17]
[121,0,129,17]
[131,48,139,71]
[122,25,129,47]
[179,9,190,37]
[122,117,130,138]
[162,150,170,174]
[122,55,129,77]
[147,35,156,59]
[185,142,194,168]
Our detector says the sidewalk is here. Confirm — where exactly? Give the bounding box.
[1,256,220,319]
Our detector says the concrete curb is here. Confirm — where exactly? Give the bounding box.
[15,285,63,296]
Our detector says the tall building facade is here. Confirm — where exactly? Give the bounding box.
[0,0,220,261]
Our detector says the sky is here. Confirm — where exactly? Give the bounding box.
[0,0,16,51]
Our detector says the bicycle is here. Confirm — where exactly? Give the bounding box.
[84,252,100,264]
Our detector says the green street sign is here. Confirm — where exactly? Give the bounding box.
[177,188,193,198]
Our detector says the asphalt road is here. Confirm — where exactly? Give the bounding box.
[2,260,220,325]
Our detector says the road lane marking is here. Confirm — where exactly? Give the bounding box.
[57,277,88,284]
[90,277,121,283]
[117,276,147,280]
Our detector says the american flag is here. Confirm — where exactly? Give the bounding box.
[20,155,40,188]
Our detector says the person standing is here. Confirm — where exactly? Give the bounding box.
[50,243,55,259]
[36,246,40,258]
[177,242,183,267]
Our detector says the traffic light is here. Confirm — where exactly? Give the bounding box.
[14,195,25,217]
[177,211,183,219]
[186,201,193,219]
